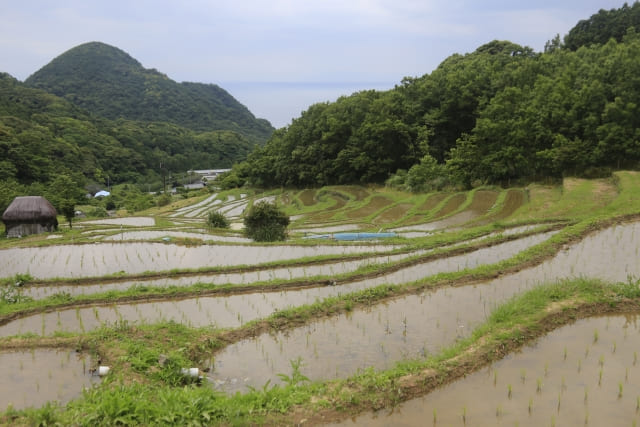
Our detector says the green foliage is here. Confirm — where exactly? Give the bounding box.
[0,274,33,305]
[206,210,230,229]
[156,193,172,207]
[243,201,290,241]
[45,174,85,228]
[0,61,266,193]
[277,357,311,387]
[234,13,640,189]
[564,2,640,50]
[25,42,273,144]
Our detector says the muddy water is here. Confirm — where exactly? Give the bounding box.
[22,250,419,299]
[0,242,393,280]
[101,230,250,243]
[79,217,155,227]
[299,190,317,206]
[0,349,97,410]
[417,193,448,213]
[0,232,555,337]
[482,189,525,223]
[373,204,413,224]
[205,224,640,393]
[346,196,393,219]
[170,194,219,217]
[333,314,640,426]
[294,225,363,233]
[183,199,222,218]
[391,191,496,233]
[22,228,550,299]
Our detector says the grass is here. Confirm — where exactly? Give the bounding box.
[2,174,640,424]
[5,277,635,426]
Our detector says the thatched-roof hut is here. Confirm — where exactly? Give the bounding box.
[2,196,58,237]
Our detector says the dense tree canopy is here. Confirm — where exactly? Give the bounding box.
[234,3,640,189]
[0,73,256,190]
[25,42,273,145]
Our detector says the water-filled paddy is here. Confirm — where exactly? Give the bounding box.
[1,231,556,336]
[101,230,250,243]
[204,224,640,392]
[0,242,394,280]
[0,349,97,410]
[79,217,155,227]
[333,313,640,426]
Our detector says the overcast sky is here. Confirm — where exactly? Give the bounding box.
[0,0,628,127]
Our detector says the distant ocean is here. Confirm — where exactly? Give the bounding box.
[220,81,396,129]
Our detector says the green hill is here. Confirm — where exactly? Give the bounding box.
[25,42,273,144]
[0,72,255,187]
[231,3,640,189]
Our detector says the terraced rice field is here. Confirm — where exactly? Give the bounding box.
[1,173,639,425]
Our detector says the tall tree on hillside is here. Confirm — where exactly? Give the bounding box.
[46,174,85,229]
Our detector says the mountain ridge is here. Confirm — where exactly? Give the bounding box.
[25,41,273,144]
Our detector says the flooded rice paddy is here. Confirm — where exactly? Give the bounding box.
[0,242,394,280]
[0,349,97,410]
[0,231,556,336]
[100,230,250,243]
[78,217,155,227]
[333,313,640,426]
[204,224,640,393]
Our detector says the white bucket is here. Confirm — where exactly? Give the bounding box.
[181,367,199,377]
[98,366,110,376]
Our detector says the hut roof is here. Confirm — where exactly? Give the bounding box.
[2,196,58,222]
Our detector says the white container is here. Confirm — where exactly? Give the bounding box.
[98,366,110,376]
[181,367,199,377]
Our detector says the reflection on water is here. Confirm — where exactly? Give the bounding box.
[0,349,97,410]
[0,232,555,337]
[332,314,640,426]
[0,242,395,279]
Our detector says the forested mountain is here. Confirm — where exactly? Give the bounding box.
[229,2,640,190]
[0,72,255,186]
[25,42,273,144]
[564,1,640,50]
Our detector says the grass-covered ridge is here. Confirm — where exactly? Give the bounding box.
[2,278,638,426]
[1,172,640,425]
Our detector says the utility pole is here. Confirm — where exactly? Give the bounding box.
[160,161,166,193]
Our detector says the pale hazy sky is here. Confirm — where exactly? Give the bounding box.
[0,1,628,127]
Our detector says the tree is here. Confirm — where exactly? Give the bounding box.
[206,211,230,229]
[46,174,85,229]
[243,201,289,242]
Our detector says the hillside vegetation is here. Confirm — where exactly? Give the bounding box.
[231,2,640,189]
[25,42,273,143]
[0,72,258,212]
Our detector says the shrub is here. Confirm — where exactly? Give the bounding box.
[156,193,172,207]
[206,211,230,229]
[243,201,289,242]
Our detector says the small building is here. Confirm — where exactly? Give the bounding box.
[2,196,58,237]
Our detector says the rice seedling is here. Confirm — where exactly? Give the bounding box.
[617,382,623,398]
[593,329,599,343]
[598,368,603,386]
[528,397,533,414]
[536,377,542,393]
[520,368,526,383]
